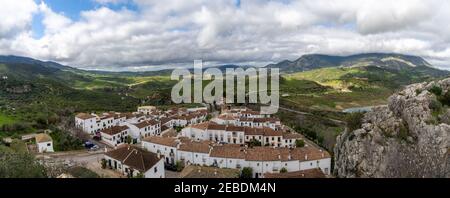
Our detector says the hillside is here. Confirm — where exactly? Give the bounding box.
[1,54,448,152]
[334,78,450,177]
[267,53,442,74]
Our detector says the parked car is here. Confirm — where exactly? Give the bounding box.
[84,141,95,149]
[90,145,100,151]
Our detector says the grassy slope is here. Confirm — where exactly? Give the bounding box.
[0,113,16,125]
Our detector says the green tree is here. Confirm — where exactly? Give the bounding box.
[175,160,184,172]
[101,159,107,169]
[240,167,253,178]
[248,139,262,147]
[295,139,305,148]
[126,135,132,144]
[134,172,145,178]
[429,86,442,96]
[280,167,288,173]
[0,153,47,178]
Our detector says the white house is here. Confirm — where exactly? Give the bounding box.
[75,113,97,134]
[100,125,130,147]
[104,145,165,178]
[35,133,54,153]
[138,106,157,115]
[177,140,212,166]
[141,136,332,178]
[125,120,161,143]
[181,122,294,147]
[142,136,178,165]
[209,145,246,169]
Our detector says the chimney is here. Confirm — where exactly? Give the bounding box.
[157,152,161,159]
[305,154,308,160]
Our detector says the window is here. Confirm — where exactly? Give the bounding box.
[154,167,158,173]
[47,143,51,146]
[257,163,259,166]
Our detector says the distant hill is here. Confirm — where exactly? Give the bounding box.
[266,53,445,74]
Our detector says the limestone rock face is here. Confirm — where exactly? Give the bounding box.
[334,78,450,178]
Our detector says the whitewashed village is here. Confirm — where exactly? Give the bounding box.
[73,102,332,178]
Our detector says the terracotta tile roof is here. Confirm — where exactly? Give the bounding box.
[143,136,178,147]
[100,126,129,135]
[105,145,162,172]
[75,113,96,120]
[190,122,210,130]
[178,140,211,153]
[182,166,240,178]
[245,147,281,161]
[244,127,282,136]
[190,122,226,131]
[210,145,246,159]
[160,117,173,124]
[225,126,245,132]
[133,120,160,129]
[207,123,227,130]
[290,147,331,161]
[218,114,237,120]
[35,133,52,143]
[264,168,326,178]
[244,127,265,136]
[261,127,282,136]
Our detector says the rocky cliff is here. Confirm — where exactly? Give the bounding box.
[334,78,450,178]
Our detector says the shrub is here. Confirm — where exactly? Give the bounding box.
[429,86,442,96]
[295,139,305,148]
[126,135,132,144]
[345,112,364,132]
[0,153,47,178]
[68,166,99,178]
[429,99,442,113]
[241,167,253,178]
[101,159,107,169]
[175,160,184,172]
[134,172,145,178]
[415,89,422,96]
[248,139,262,147]
[280,167,288,173]
[438,91,450,106]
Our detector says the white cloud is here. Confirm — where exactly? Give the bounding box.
[1,0,450,70]
[0,0,37,38]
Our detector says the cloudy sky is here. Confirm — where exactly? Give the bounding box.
[1,0,450,71]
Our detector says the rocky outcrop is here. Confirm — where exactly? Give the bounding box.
[334,78,450,178]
